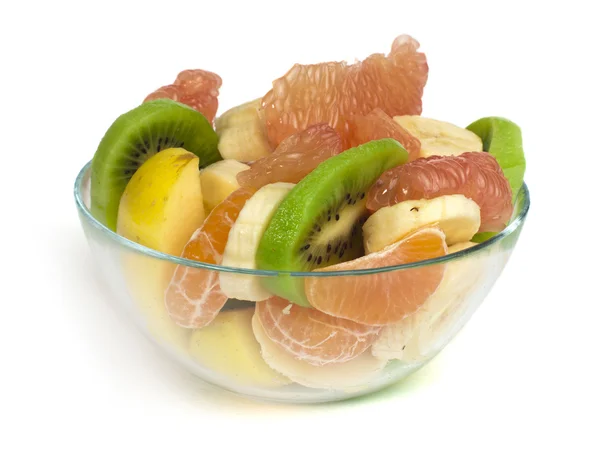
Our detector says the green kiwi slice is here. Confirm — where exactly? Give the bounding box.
[256,138,409,307]
[90,99,220,231]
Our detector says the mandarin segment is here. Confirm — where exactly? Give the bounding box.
[367,152,514,232]
[255,297,380,366]
[144,69,222,123]
[304,227,448,325]
[261,35,428,147]
[164,187,256,328]
[236,123,343,188]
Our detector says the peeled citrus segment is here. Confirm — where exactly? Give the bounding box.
[188,308,291,388]
[252,312,386,390]
[144,69,222,123]
[261,35,428,148]
[363,194,481,254]
[305,227,448,326]
[236,123,343,188]
[164,187,256,329]
[255,297,380,366]
[367,152,513,233]
[372,241,485,363]
[393,115,483,158]
[348,109,421,161]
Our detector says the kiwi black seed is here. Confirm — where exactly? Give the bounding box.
[90,99,220,231]
[255,138,409,307]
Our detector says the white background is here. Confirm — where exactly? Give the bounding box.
[2,1,599,454]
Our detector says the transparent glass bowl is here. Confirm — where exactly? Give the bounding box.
[74,161,530,403]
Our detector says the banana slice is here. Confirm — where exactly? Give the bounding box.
[219,182,294,300]
[200,159,250,213]
[188,308,291,388]
[394,115,483,158]
[252,312,386,390]
[372,241,485,363]
[363,194,481,254]
[215,99,272,162]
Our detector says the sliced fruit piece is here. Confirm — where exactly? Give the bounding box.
[367,152,513,233]
[164,187,256,329]
[256,139,409,307]
[220,183,295,301]
[252,312,386,390]
[261,35,428,147]
[117,148,206,256]
[200,159,250,213]
[466,116,525,199]
[91,99,220,231]
[394,115,483,158]
[347,108,421,161]
[116,147,208,351]
[305,227,448,325]
[144,69,222,123]
[255,297,380,366]
[371,241,484,362]
[236,123,343,188]
[215,98,272,162]
[188,308,291,387]
[363,194,481,254]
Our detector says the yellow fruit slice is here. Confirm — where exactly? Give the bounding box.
[117,147,206,256]
[189,308,291,388]
[116,148,207,352]
[200,159,250,213]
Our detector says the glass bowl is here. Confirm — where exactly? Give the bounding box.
[74,161,530,404]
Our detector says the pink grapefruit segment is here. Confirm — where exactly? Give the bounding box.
[144,69,222,123]
[261,35,428,148]
[347,108,421,160]
[236,123,343,188]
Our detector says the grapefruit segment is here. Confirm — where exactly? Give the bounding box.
[236,123,343,188]
[366,152,514,232]
[255,297,380,366]
[144,69,222,123]
[348,109,421,160]
[261,35,428,148]
[164,187,256,328]
[304,227,448,325]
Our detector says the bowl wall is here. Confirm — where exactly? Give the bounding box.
[75,164,529,403]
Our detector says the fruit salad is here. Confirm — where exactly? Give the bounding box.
[87,34,526,395]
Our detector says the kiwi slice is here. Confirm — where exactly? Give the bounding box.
[90,99,220,231]
[466,116,525,200]
[256,138,409,307]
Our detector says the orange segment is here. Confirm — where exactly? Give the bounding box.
[347,108,421,161]
[164,187,256,328]
[255,297,380,366]
[304,227,448,325]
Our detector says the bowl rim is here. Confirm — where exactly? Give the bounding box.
[74,160,530,277]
